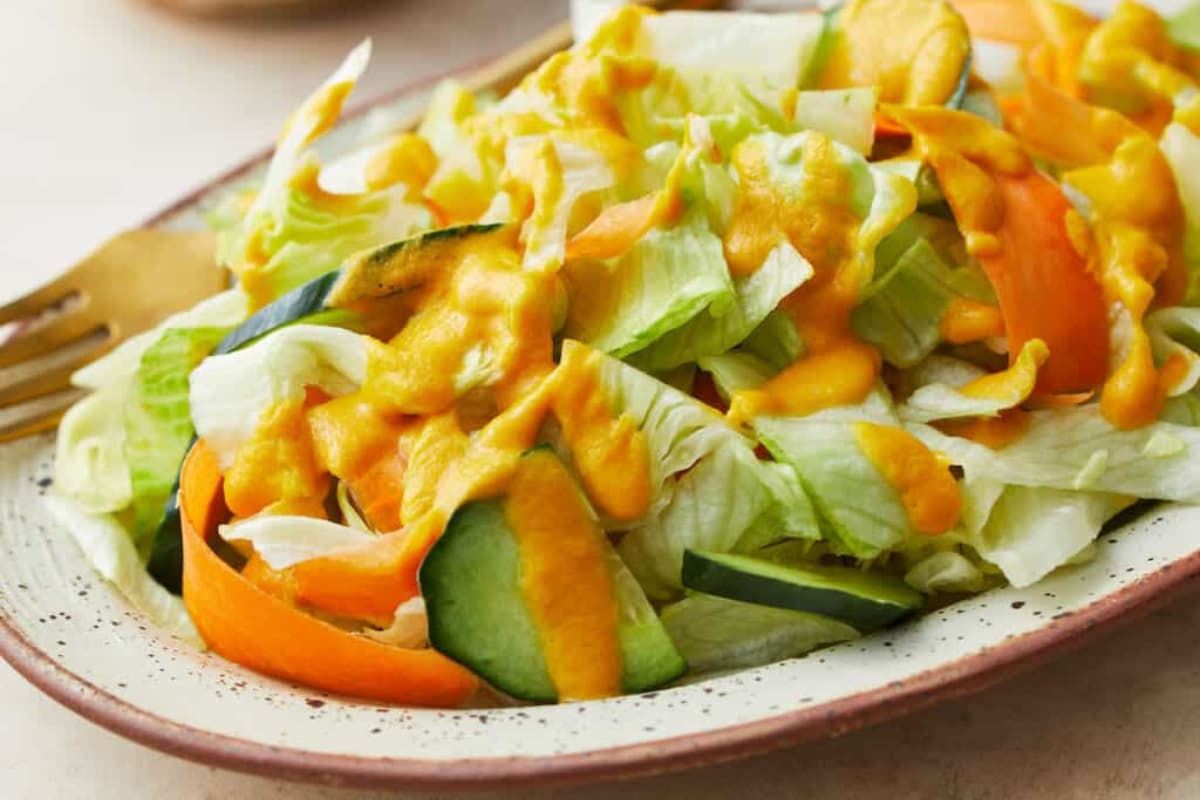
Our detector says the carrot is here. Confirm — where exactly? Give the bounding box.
[873,110,911,141]
[289,531,420,627]
[950,0,1043,45]
[346,448,407,532]
[180,442,478,706]
[977,170,1110,395]
[565,192,659,261]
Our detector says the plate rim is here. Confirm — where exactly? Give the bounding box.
[4,519,1198,790]
[4,61,1200,791]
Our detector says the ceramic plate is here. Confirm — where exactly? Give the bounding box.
[3,77,1200,792]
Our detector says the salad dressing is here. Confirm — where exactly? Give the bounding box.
[819,0,971,105]
[855,422,961,534]
[505,453,623,701]
[725,134,884,423]
[939,297,1005,344]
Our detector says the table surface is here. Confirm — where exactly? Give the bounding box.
[4,1,1200,798]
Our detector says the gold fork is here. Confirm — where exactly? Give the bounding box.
[0,229,226,443]
[0,0,727,445]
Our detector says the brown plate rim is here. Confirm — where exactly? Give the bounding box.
[3,60,1200,793]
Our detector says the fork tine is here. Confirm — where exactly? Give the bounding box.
[0,366,78,407]
[0,274,78,328]
[0,315,109,370]
[0,387,85,444]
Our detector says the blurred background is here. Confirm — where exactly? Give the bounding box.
[0,0,560,302]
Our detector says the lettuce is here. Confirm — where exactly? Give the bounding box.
[54,386,133,515]
[219,515,375,570]
[754,391,917,558]
[618,445,779,599]
[903,550,986,594]
[899,339,1048,423]
[56,289,249,516]
[661,592,857,672]
[791,88,878,155]
[698,351,778,401]
[629,241,813,372]
[219,42,433,306]
[46,495,201,647]
[510,132,628,273]
[960,486,1128,588]
[189,325,369,470]
[636,11,827,90]
[1159,122,1200,303]
[124,326,230,545]
[852,237,993,369]
[909,406,1200,502]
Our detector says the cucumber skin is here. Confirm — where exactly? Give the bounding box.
[681,551,919,632]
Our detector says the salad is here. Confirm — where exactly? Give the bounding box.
[50,0,1200,706]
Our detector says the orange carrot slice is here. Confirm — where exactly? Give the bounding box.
[180,442,478,706]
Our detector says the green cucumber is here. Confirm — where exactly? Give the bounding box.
[420,450,685,702]
[214,271,345,354]
[325,223,510,308]
[681,550,923,631]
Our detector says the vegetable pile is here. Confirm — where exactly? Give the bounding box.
[53,0,1200,705]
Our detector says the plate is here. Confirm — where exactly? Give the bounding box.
[3,77,1200,792]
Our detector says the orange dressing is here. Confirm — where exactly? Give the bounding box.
[505,452,623,701]
[819,0,971,105]
[224,400,329,520]
[723,132,914,424]
[939,297,1005,344]
[936,408,1031,449]
[365,132,437,194]
[854,422,961,534]
[960,339,1049,403]
[1064,134,1187,429]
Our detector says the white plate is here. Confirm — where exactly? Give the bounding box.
[3,81,1200,791]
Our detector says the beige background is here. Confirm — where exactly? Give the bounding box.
[2,1,1200,798]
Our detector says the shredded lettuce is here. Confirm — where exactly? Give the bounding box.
[900,339,1048,423]
[853,237,993,369]
[910,407,1200,502]
[754,391,917,558]
[958,485,1128,588]
[54,386,133,515]
[629,241,813,372]
[661,592,857,672]
[219,42,433,305]
[124,327,230,545]
[219,515,375,570]
[904,550,986,594]
[189,325,369,470]
[46,495,201,646]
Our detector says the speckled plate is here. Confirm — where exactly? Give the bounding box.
[4,78,1200,792]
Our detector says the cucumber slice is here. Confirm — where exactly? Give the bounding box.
[421,450,685,702]
[326,223,510,308]
[681,550,923,631]
[422,502,557,701]
[214,271,345,355]
[661,592,859,673]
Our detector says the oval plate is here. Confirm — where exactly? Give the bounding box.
[3,79,1200,792]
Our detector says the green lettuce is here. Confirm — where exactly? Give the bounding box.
[754,391,917,559]
[661,592,857,673]
[219,42,433,304]
[629,241,813,372]
[852,237,993,369]
[124,326,230,546]
[189,325,369,469]
[909,406,1200,501]
[46,495,201,646]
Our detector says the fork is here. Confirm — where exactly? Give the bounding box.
[0,0,727,445]
[0,229,227,443]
